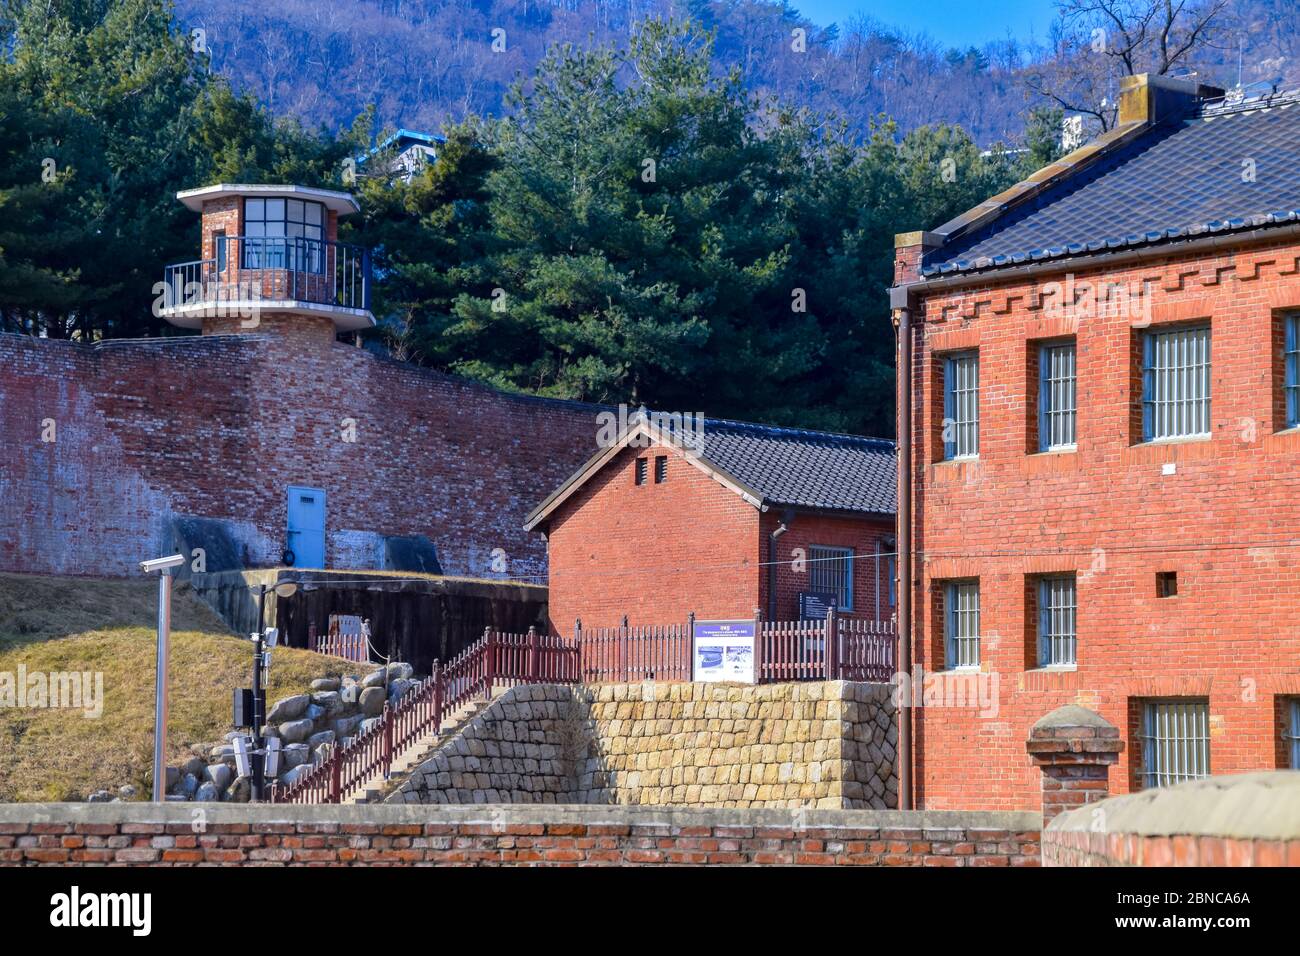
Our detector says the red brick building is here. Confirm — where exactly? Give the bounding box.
[0,184,601,580]
[525,412,896,633]
[892,75,1300,810]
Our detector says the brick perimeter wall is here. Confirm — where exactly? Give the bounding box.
[906,237,1300,810]
[0,324,602,579]
[0,804,1040,866]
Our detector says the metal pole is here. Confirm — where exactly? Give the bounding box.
[252,584,267,801]
[151,571,173,802]
[894,302,914,811]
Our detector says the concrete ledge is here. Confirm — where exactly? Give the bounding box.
[0,801,1040,832]
[1048,771,1300,841]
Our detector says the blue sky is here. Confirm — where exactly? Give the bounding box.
[792,0,1060,49]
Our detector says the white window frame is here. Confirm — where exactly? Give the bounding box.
[1037,575,1077,667]
[943,351,979,460]
[1139,699,1210,789]
[1142,325,1211,442]
[1038,341,1077,451]
[944,581,980,670]
[1285,314,1300,429]
[809,545,854,612]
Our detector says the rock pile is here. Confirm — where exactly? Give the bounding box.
[88,663,419,803]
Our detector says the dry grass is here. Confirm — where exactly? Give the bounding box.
[0,573,358,802]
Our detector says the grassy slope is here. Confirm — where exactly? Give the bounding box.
[0,574,356,802]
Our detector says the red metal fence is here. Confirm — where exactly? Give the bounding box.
[307,615,370,663]
[272,614,896,804]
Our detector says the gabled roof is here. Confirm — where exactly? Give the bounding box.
[925,89,1300,276]
[524,412,896,532]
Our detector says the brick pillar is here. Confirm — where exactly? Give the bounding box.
[1025,705,1124,824]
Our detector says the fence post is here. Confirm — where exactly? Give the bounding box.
[382,701,393,778]
[825,606,840,680]
[527,625,540,681]
[753,608,763,684]
[687,612,695,682]
[432,661,443,734]
[574,618,583,683]
[329,748,341,803]
[483,626,496,698]
[619,614,629,683]
[308,621,316,654]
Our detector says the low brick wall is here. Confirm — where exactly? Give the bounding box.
[394,681,897,809]
[0,803,1040,866]
[1042,771,1300,866]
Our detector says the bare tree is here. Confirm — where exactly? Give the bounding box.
[1026,0,1234,132]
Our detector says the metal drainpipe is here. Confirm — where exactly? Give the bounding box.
[766,516,789,622]
[891,294,914,812]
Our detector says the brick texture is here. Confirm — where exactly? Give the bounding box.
[905,235,1300,810]
[545,439,893,633]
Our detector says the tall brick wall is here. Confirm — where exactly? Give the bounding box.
[906,235,1300,810]
[544,439,893,633]
[0,318,603,579]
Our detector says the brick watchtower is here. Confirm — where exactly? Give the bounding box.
[157,184,373,341]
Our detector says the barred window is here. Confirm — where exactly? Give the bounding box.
[1140,699,1210,789]
[634,458,648,485]
[809,545,853,611]
[1039,342,1077,450]
[1037,575,1076,667]
[1142,326,1210,441]
[943,352,979,459]
[944,581,980,669]
[1287,699,1300,770]
[1285,315,1300,428]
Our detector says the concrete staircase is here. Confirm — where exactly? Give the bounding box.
[347,687,506,805]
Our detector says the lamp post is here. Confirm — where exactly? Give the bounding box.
[140,554,186,802]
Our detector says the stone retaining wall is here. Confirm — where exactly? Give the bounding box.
[1041,771,1300,867]
[392,681,897,809]
[0,803,1039,866]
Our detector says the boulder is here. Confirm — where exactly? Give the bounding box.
[312,691,342,714]
[307,730,336,749]
[305,703,325,722]
[359,686,386,717]
[87,790,113,803]
[267,694,310,723]
[332,714,363,740]
[204,763,234,791]
[182,756,207,778]
[340,683,362,706]
[387,678,412,703]
[310,678,340,693]
[209,744,234,761]
[282,744,310,770]
[279,764,316,788]
[164,767,180,791]
[118,784,137,799]
[262,725,280,740]
[179,773,199,798]
[361,669,388,689]
[228,776,251,803]
[278,718,315,744]
[194,781,221,802]
[387,662,414,681]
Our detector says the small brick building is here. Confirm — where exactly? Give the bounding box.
[0,184,601,581]
[891,75,1300,810]
[526,412,897,633]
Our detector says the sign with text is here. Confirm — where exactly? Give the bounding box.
[692,619,756,683]
[798,590,838,622]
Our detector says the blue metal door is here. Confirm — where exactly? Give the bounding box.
[286,486,326,568]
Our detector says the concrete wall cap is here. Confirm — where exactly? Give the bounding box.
[1048,771,1300,840]
[1030,704,1117,735]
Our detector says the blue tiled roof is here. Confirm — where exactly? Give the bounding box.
[926,93,1300,276]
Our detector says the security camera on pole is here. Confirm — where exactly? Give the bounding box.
[233,578,298,800]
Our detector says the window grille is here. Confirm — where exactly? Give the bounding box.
[944,581,980,669]
[943,352,979,459]
[809,545,853,611]
[1037,576,1076,666]
[1039,342,1077,449]
[1140,699,1210,788]
[1142,326,1210,441]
